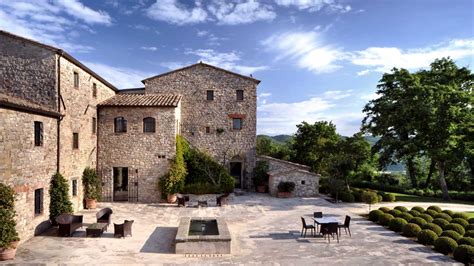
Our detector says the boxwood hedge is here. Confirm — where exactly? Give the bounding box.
[422,223,443,236]
[417,229,438,245]
[441,230,462,241]
[389,218,408,232]
[433,218,450,229]
[403,223,422,237]
[445,223,466,236]
[452,245,474,264]
[434,236,458,255]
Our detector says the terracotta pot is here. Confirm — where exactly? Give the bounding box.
[277,192,292,198]
[85,198,97,209]
[167,194,177,203]
[256,186,266,193]
[0,241,19,261]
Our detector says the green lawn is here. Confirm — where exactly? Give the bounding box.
[465,212,474,219]
[392,192,474,206]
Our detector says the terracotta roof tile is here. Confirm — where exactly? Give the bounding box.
[98,94,181,107]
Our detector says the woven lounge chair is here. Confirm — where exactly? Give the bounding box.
[56,213,83,237]
[114,220,134,238]
[96,208,113,231]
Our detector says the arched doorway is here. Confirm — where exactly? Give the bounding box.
[229,155,244,189]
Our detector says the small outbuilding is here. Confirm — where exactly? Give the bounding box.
[257,155,320,197]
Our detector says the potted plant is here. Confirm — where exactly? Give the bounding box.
[277,181,295,198]
[50,172,73,224]
[82,167,101,209]
[0,182,20,261]
[253,161,269,193]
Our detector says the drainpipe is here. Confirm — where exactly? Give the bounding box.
[56,51,63,173]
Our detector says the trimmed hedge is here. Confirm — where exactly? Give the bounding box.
[339,192,355,202]
[465,230,474,238]
[441,230,462,241]
[451,218,469,228]
[453,245,474,264]
[433,218,450,229]
[422,223,443,236]
[425,210,439,218]
[382,193,396,202]
[399,212,414,222]
[369,210,384,222]
[445,224,466,236]
[411,206,425,213]
[417,229,438,245]
[409,217,428,227]
[419,214,434,223]
[379,213,395,226]
[379,207,391,213]
[427,206,442,213]
[409,210,421,217]
[442,210,455,217]
[452,213,469,220]
[468,218,474,224]
[466,224,474,231]
[435,213,453,222]
[434,237,458,255]
[389,218,408,232]
[403,223,422,237]
[388,209,402,217]
[457,237,474,246]
[394,206,408,212]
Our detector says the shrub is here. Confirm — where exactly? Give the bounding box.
[428,206,442,213]
[409,217,428,227]
[451,218,469,228]
[419,213,434,223]
[409,210,421,217]
[379,213,395,226]
[388,209,402,217]
[468,218,474,224]
[159,136,187,195]
[82,167,101,200]
[442,210,455,217]
[377,194,383,202]
[253,161,269,187]
[389,218,408,232]
[362,191,380,211]
[182,183,218,195]
[435,213,453,222]
[277,181,295,193]
[0,183,20,248]
[417,229,439,245]
[433,218,450,229]
[458,237,474,246]
[382,193,396,202]
[441,230,463,241]
[452,213,469,220]
[466,230,474,238]
[379,207,391,213]
[445,224,466,236]
[425,209,439,218]
[49,172,73,222]
[339,192,355,202]
[412,206,425,213]
[352,190,363,202]
[369,210,384,222]
[415,189,424,196]
[394,206,408,212]
[399,212,414,222]
[403,223,422,237]
[466,224,474,231]
[422,223,443,236]
[434,236,458,254]
[453,245,474,264]
[424,190,435,197]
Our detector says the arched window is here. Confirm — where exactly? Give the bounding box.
[114,117,127,133]
[143,117,156,133]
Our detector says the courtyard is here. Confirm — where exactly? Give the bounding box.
[7,193,473,265]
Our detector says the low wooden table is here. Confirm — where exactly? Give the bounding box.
[86,223,108,237]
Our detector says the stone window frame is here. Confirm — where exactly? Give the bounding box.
[236,89,244,101]
[92,117,97,134]
[206,90,214,101]
[114,117,127,133]
[73,132,79,149]
[143,117,156,133]
[228,114,246,131]
[232,118,243,130]
[34,188,44,216]
[72,179,78,197]
[92,83,97,98]
[34,121,43,147]
[73,71,79,88]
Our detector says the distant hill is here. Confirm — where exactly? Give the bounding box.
[270,134,293,144]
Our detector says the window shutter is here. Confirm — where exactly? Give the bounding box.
[39,122,43,145]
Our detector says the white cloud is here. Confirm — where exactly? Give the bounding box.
[262,31,344,73]
[208,0,276,25]
[323,90,352,100]
[82,61,154,89]
[360,92,381,101]
[274,0,351,13]
[141,46,158,51]
[184,49,268,75]
[196,30,226,46]
[259,92,272,98]
[56,0,112,25]
[351,39,474,74]
[146,0,207,25]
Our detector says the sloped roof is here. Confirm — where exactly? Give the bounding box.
[98,94,181,107]
[257,155,311,171]
[141,62,261,84]
[0,93,62,118]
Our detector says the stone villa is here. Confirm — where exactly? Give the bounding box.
[0,30,258,241]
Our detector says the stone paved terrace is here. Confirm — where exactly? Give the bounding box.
[5,194,474,265]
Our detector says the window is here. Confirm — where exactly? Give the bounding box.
[34,188,43,215]
[206,90,214,101]
[205,126,210,134]
[232,118,242,130]
[92,83,97,98]
[73,133,79,149]
[73,72,79,88]
[72,180,77,196]
[143,117,156,133]
[34,121,43,146]
[114,117,127,133]
[236,90,244,101]
[92,117,96,134]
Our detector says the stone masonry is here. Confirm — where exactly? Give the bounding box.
[143,63,259,189]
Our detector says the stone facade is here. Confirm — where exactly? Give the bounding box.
[97,105,179,202]
[257,155,320,197]
[143,64,259,189]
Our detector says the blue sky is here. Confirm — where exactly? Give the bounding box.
[1,0,473,136]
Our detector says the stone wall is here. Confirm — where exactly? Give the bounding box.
[0,33,57,111]
[97,106,178,202]
[0,108,57,242]
[58,56,116,210]
[144,64,257,189]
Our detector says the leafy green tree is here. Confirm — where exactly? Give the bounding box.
[49,172,73,222]
[256,135,276,156]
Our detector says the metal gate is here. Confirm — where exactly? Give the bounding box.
[100,168,139,202]
[101,168,112,202]
[128,169,139,202]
